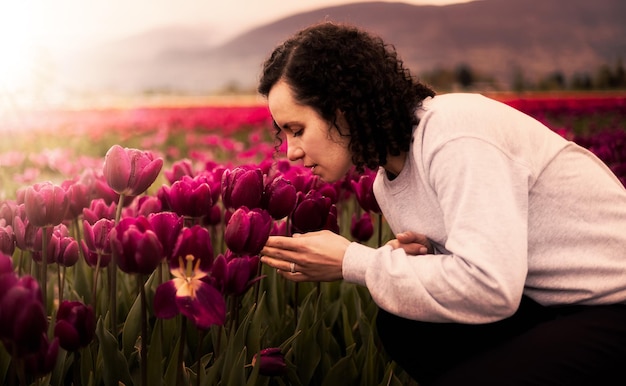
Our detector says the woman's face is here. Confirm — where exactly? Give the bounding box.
[268,80,353,183]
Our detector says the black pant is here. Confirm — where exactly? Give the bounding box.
[376,296,626,385]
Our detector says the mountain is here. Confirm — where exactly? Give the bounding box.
[56,0,626,94]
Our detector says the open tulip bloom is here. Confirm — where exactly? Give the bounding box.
[154,254,226,329]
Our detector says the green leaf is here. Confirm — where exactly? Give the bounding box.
[147,318,164,386]
[122,291,142,359]
[95,317,134,386]
[321,353,359,386]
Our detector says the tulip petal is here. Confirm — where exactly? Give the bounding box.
[154,281,179,319]
[175,282,226,329]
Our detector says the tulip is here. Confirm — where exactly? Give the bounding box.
[62,178,92,220]
[159,175,214,219]
[13,214,43,255]
[164,158,195,184]
[350,212,374,242]
[291,190,339,234]
[221,166,264,210]
[350,173,381,214]
[0,275,48,357]
[252,347,288,376]
[171,225,214,271]
[0,221,15,256]
[0,199,18,227]
[211,250,261,296]
[82,218,115,267]
[22,335,59,377]
[103,144,163,197]
[123,195,163,218]
[48,224,80,267]
[110,216,164,275]
[54,300,96,351]
[263,175,297,220]
[82,198,117,225]
[148,211,184,261]
[153,254,226,329]
[224,207,272,256]
[23,181,69,228]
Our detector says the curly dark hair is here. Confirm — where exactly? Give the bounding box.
[258,22,436,171]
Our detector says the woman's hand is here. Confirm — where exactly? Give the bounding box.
[260,230,351,282]
[385,231,433,255]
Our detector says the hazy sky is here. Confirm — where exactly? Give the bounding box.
[2,0,475,50]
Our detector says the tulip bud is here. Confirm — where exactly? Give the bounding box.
[160,175,214,219]
[350,173,381,214]
[171,225,214,271]
[224,207,272,256]
[103,145,163,197]
[221,167,264,210]
[263,176,297,220]
[291,190,339,234]
[0,221,15,256]
[82,218,115,267]
[23,182,69,228]
[110,216,164,275]
[252,347,287,376]
[49,225,80,267]
[148,211,184,261]
[54,300,96,351]
[350,212,374,242]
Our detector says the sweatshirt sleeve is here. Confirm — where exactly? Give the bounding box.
[343,136,533,324]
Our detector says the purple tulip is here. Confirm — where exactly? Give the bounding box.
[263,175,297,220]
[212,250,261,296]
[23,182,69,228]
[54,300,96,351]
[62,178,92,220]
[350,212,374,242]
[0,199,18,227]
[350,173,381,214]
[103,144,163,197]
[122,195,163,218]
[110,216,164,275]
[224,207,272,256]
[48,225,80,267]
[160,175,215,219]
[171,225,214,271]
[13,214,43,255]
[221,167,264,210]
[153,254,226,329]
[291,190,339,234]
[0,275,48,357]
[82,198,116,225]
[22,335,59,377]
[0,221,15,256]
[252,347,288,376]
[148,211,184,261]
[82,218,115,267]
[164,158,195,184]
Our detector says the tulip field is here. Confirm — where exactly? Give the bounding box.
[0,92,624,386]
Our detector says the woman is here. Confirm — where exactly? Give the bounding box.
[258,22,626,385]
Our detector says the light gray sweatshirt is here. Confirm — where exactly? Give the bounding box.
[342,93,626,324]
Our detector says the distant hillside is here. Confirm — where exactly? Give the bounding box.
[57,0,626,94]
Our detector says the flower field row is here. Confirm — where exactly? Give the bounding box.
[0,92,624,386]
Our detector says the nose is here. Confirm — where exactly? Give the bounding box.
[286,138,304,162]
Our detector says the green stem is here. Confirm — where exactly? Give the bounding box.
[110,193,125,332]
[92,253,102,310]
[176,317,187,386]
[139,275,148,386]
[41,226,49,314]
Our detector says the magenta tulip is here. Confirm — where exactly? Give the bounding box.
[103,144,163,196]
[160,175,215,219]
[23,182,69,228]
[54,300,95,351]
[171,225,214,271]
[164,158,195,184]
[350,173,381,214]
[0,221,15,256]
[224,207,272,256]
[110,216,163,275]
[252,347,288,376]
[62,178,92,220]
[212,251,260,296]
[0,275,48,357]
[48,225,80,267]
[263,175,297,220]
[350,212,374,242]
[82,198,116,225]
[221,167,264,210]
[82,218,115,267]
[148,211,184,261]
[291,190,339,234]
[153,254,226,329]
[22,335,59,377]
